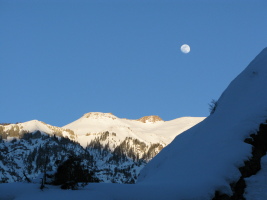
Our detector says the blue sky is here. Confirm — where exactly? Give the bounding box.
[1,0,267,126]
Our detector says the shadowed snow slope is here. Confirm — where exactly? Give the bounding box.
[136,47,267,199]
[245,154,267,199]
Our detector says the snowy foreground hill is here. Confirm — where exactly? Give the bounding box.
[1,47,267,199]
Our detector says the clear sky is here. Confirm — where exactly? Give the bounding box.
[1,0,267,127]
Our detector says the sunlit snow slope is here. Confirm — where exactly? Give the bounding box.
[63,112,204,148]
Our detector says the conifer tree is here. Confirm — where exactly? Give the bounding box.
[53,156,99,189]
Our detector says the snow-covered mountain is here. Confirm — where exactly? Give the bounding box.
[0,114,204,184]
[64,112,204,154]
[0,120,76,140]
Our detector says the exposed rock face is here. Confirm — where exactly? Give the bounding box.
[137,115,163,123]
[213,121,267,200]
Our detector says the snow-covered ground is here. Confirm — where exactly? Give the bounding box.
[245,154,267,200]
[1,47,267,199]
[0,181,197,200]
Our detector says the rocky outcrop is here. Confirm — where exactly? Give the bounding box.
[137,115,163,123]
[213,120,267,200]
[82,112,117,120]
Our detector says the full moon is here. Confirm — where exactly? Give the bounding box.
[181,44,190,54]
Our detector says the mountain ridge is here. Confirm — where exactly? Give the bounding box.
[0,113,204,184]
[63,112,204,148]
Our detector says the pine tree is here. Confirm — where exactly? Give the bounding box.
[53,156,99,189]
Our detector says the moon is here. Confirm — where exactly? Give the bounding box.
[181,44,190,54]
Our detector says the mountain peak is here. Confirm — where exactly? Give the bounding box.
[137,115,163,123]
[82,112,117,120]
